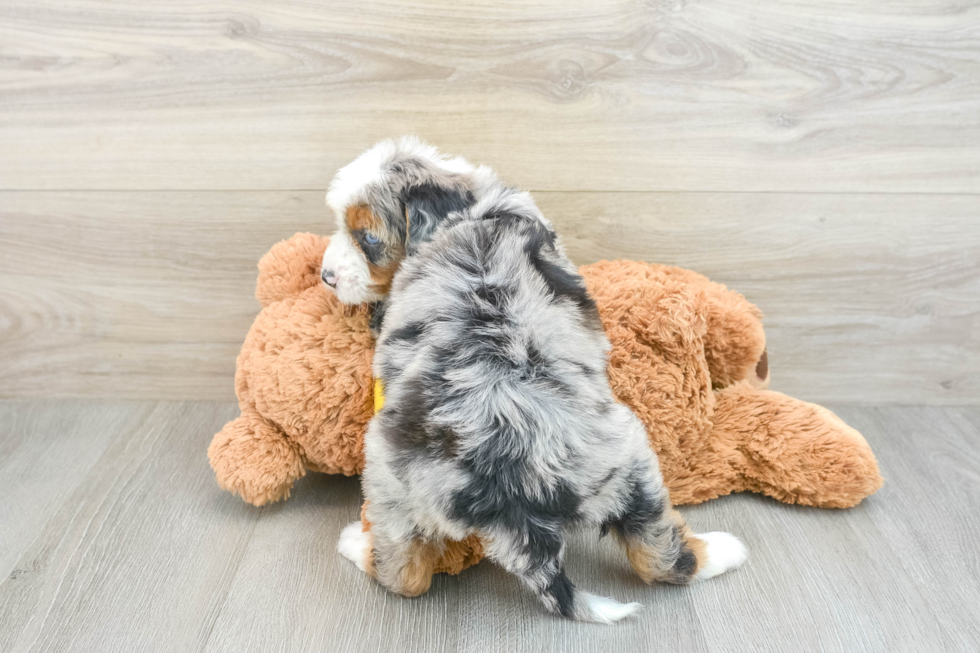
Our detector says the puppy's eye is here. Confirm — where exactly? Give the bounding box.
[364,233,380,245]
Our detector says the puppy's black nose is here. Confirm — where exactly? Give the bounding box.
[321,269,338,288]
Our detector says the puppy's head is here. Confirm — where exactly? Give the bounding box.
[321,136,491,304]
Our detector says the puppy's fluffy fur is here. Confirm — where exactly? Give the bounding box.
[324,137,747,623]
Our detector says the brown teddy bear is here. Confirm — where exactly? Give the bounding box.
[209,232,882,574]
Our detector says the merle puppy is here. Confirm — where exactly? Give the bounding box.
[323,137,747,623]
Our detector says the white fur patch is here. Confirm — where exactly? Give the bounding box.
[325,136,476,228]
[326,143,393,229]
[337,521,370,572]
[321,231,383,305]
[693,532,748,580]
[581,592,642,624]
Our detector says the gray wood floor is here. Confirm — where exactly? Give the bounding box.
[1,401,978,652]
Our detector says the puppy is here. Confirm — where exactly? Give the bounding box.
[323,137,747,623]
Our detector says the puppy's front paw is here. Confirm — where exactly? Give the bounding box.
[338,521,371,573]
[694,532,747,580]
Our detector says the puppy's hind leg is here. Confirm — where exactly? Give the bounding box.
[484,524,641,624]
[371,529,442,597]
[343,500,440,597]
[606,459,747,584]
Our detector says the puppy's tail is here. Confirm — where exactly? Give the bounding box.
[521,566,642,624]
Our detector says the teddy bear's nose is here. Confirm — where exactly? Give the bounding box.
[321,268,338,288]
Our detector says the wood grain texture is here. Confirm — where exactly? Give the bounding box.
[539,191,980,406]
[0,192,322,400]
[0,0,978,192]
[0,401,978,652]
[1,191,976,404]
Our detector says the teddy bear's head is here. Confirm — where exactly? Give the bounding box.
[209,234,376,505]
[254,233,332,307]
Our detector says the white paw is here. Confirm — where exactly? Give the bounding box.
[694,532,748,580]
[337,521,370,572]
[581,592,643,624]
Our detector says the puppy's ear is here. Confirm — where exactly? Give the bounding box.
[403,183,473,254]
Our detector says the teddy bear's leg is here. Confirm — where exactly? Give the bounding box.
[254,232,331,307]
[208,414,307,506]
[709,384,884,508]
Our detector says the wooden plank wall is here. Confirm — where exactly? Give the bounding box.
[1,0,978,404]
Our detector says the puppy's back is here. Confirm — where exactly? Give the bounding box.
[371,190,629,523]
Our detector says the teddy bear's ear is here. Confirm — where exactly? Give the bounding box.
[255,232,331,307]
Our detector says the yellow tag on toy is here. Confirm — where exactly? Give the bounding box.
[374,379,385,413]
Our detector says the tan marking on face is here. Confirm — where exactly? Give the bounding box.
[344,203,406,296]
[366,257,403,295]
[346,204,378,232]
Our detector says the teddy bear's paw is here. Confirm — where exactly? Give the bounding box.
[693,532,748,580]
[338,521,371,572]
